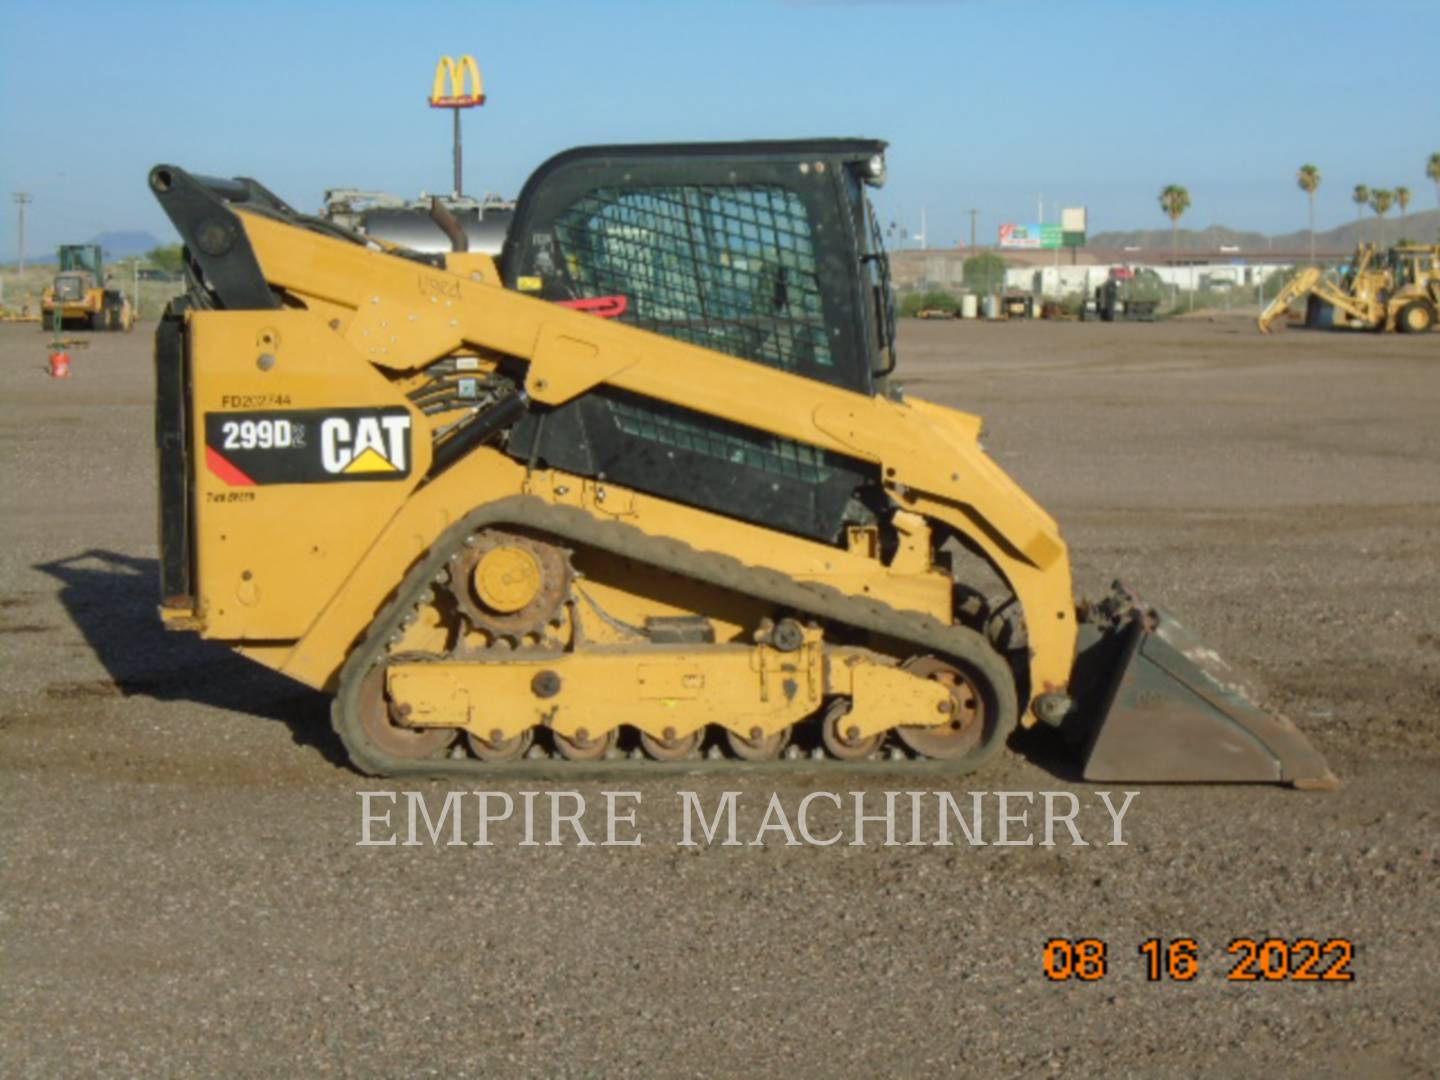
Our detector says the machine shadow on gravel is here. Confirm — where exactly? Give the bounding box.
[34,550,345,765]
[1005,725,1087,782]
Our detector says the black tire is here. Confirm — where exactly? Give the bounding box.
[89,309,107,332]
[1397,300,1435,334]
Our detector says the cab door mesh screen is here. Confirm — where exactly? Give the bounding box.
[509,179,874,541]
[552,185,834,377]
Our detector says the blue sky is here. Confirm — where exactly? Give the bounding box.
[1,0,1434,257]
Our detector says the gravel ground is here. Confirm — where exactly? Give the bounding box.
[1,316,1437,1077]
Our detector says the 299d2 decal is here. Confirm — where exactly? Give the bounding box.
[204,407,414,486]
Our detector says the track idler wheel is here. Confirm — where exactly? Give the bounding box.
[897,651,1015,769]
[466,726,535,763]
[356,667,457,760]
[896,656,985,759]
[821,699,882,760]
[553,726,618,761]
[726,725,792,761]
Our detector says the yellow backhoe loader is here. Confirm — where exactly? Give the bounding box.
[149,142,1334,785]
[1258,243,1440,333]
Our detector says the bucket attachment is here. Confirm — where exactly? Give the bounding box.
[1068,584,1337,789]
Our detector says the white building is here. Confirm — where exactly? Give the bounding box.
[894,247,1337,299]
[1009,260,1292,297]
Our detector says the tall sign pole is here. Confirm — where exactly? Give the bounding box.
[13,192,32,273]
[429,56,486,198]
[453,110,463,198]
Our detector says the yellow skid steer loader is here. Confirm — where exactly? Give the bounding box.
[149,141,1334,785]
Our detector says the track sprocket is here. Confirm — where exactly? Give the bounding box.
[445,529,571,641]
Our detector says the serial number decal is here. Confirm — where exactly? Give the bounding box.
[219,393,293,409]
[1042,937,1356,983]
[204,407,413,487]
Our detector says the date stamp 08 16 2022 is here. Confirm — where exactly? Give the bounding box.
[1043,936,1356,984]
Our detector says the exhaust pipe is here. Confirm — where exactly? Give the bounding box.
[429,197,469,254]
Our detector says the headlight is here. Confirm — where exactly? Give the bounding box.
[864,154,886,188]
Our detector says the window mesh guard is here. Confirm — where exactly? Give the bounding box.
[609,394,833,485]
[552,184,834,376]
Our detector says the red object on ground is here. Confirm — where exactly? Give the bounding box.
[556,295,628,319]
[48,351,71,378]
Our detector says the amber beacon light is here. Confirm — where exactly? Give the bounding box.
[429,55,486,197]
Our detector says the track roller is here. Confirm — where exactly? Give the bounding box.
[821,699,883,760]
[553,726,618,761]
[640,727,704,761]
[466,726,535,762]
[725,725,792,761]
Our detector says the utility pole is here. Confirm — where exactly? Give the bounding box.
[967,208,978,251]
[13,192,32,273]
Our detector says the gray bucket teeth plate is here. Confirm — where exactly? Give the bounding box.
[1072,583,1338,789]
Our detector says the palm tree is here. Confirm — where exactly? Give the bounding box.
[1370,189,1393,248]
[1158,185,1190,301]
[1394,186,1411,241]
[1352,184,1370,243]
[1428,153,1440,208]
[1297,165,1321,263]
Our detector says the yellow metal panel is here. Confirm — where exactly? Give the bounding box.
[847,661,953,739]
[233,209,1078,703]
[441,252,500,284]
[527,322,635,402]
[387,643,823,741]
[187,311,429,641]
[280,451,958,689]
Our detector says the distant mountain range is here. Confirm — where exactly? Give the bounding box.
[1089,208,1439,252]
[90,230,165,259]
[2,230,166,267]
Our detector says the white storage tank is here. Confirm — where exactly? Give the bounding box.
[960,294,978,319]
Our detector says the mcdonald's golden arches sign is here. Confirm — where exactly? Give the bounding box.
[429,55,485,108]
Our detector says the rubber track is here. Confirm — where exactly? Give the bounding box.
[332,495,1018,778]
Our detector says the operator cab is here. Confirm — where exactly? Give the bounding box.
[58,244,102,277]
[1390,246,1437,288]
[501,140,895,397]
[54,244,104,298]
[498,140,897,542]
